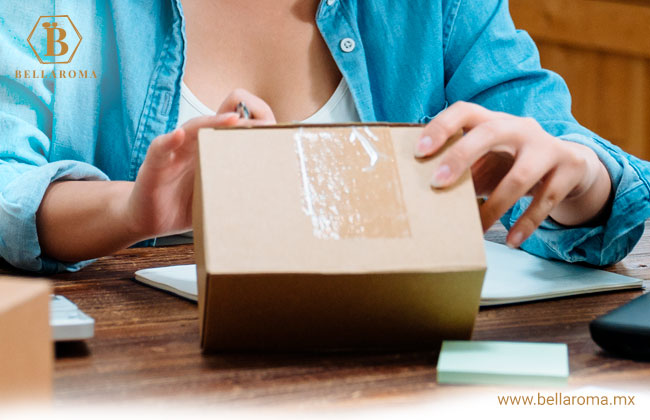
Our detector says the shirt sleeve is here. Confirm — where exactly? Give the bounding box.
[441,0,650,266]
[0,25,109,273]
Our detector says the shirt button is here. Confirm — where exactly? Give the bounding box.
[340,37,356,53]
[327,0,336,5]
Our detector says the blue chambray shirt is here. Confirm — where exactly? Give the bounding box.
[1,0,649,273]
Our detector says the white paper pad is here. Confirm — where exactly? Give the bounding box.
[133,241,643,305]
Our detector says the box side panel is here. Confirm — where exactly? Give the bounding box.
[203,270,485,351]
[0,279,52,401]
[193,139,209,348]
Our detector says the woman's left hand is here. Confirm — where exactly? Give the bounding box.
[414,101,612,248]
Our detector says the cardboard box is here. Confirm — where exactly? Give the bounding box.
[193,124,486,351]
[0,277,52,401]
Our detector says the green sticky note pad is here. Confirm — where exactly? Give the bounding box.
[437,341,569,386]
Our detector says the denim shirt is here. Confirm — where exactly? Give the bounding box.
[1,0,649,273]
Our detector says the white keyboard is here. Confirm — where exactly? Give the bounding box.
[50,295,95,341]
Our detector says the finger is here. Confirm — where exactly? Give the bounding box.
[430,118,524,188]
[167,113,239,161]
[150,128,183,155]
[415,101,509,158]
[146,128,186,168]
[218,88,276,123]
[478,149,557,231]
[181,112,239,136]
[505,167,580,248]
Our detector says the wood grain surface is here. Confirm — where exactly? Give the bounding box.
[1,222,649,406]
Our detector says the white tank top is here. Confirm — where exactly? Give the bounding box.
[177,78,361,126]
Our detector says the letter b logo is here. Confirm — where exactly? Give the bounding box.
[28,15,82,64]
[43,22,68,57]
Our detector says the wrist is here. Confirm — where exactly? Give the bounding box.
[109,181,151,244]
[551,145,613,226]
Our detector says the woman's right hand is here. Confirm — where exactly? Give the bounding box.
[124,89,276,240]
[37,89,275,263]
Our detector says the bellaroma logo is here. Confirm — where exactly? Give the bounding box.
[16,15,96,79]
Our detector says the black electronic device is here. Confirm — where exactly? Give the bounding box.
[590,292,650,360]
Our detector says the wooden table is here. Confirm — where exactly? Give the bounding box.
[2,223,649,406]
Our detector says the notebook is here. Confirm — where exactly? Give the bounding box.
[133,240,644,305]
[480,241,643,305]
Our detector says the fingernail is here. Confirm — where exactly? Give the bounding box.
[507,230,524,249]
[414,136,434,157]
[430,164,451,187]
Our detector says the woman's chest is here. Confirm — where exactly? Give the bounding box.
[181,1,341,122]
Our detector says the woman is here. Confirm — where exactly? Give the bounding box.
[1,0,648,273]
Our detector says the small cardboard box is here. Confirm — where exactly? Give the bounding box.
[0,277,52,401]
[193,124,486,351]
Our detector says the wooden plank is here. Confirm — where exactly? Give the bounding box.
[640,62,650,158]
[597,54,636,153]
[510,0,650,59]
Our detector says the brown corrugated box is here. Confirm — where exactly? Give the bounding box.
[193,124,486,351]
[0,277,52,401]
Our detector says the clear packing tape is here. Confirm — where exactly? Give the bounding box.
[294,126,412,240]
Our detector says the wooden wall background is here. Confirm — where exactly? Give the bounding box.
[510,0,650,160]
